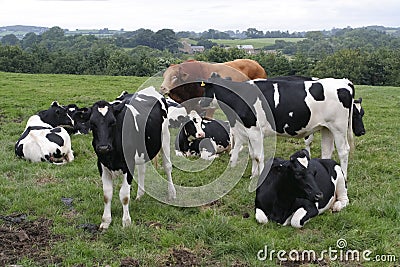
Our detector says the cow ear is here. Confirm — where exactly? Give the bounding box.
[51,101,60,107]
[112,102,125,114]
[358,97,362,103]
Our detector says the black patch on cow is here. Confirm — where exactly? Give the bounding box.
[337,88,352,109]
[309,83,325,101]
[50,127,62,133]
[46,132,64,146]
[15,144,24,158]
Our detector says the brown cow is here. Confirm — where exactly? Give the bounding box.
[160,59,267,116]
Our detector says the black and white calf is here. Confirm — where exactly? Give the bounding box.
[175,116,230,160]
[89,86,176,229]
[15,101,74,164]
[255,149,348,228]
[200,74,360,179]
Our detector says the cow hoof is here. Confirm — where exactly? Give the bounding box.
[168,186,177,200]
[122,217,132,227]
[332,201,347,212]
[255,208,268,224]
[100,222,110,230]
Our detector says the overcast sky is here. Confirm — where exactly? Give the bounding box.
[1,0,399,32]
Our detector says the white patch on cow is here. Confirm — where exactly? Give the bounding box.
[98,106,109,117]
[297,156,308,168]
[273,83,280,108]
[255,208,269,224]
[291,208,308,228]
[354,102,362,113]
[200,149,217,160]
[289,112,293,117]
[125,104,140,131]
[188,110,205,138]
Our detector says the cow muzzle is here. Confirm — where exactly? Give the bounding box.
[196,131,205,139]
[96,144,112,154]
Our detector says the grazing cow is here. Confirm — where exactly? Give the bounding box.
[255,149,349,228]
[64,104,91,134]
[15,101,74,164]
[89,86,176,229]
[175,116,230,160]
[268,76,366,153]
[200,74,357,179]
[160,59,266,117]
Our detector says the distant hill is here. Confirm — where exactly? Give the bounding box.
[0,25,48,38]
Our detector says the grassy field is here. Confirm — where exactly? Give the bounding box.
[0,72,399,266]
[209,38,304,49]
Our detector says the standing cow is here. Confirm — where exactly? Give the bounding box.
[89,86,176,229]
[15,101,74,164]
[255,149,349,228]
[161,59,266,117]
[200,74,360,179]
[268,76,365,154]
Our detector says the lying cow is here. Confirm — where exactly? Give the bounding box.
[268,76,365,154]
[15,101,74,164]
[89,86,176,229]
[255,149,349,228]
[64,104,91,134]
[175,115,231,160]
[161,59,266,117]
[200,74,360,179]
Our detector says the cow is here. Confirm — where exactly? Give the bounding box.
[175,116,230,160]
[255,149,349,228]
[64,104,91,134]
[88,86,176,229]
[160,59,267,117]
[267,76,366,154]
[15,101,74,164]
[200,73,358,179]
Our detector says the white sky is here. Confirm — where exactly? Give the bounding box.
[1,0,399,32]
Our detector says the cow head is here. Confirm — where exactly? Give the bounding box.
[286,149,323,202]
[65,104,91,134]
[181,110,205,141]
[89,100,125,155]
[38,101,74,128]
[353,98,366,136]
[160,64,190,95]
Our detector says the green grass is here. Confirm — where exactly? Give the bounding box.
[0,72,399,266]
[209,38,304,49]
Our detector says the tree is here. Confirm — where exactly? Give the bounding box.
[1,34,20,46]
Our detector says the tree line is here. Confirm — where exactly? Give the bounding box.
[1,26,400,86]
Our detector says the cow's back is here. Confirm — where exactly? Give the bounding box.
[223,59,267,79]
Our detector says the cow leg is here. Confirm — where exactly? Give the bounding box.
[161,120,176,200]
[136,164,146,200]
[229,128,246,168]
[290,199,319,228]
[304,134,314,156]
[332,165,349,212]
[120,172,132,227]
[247,128,264,177]
[331,128,350,179]
[100,165,113,230]
[321,128,334,159]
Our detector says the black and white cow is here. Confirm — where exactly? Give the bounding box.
[200,73,358,179]
[64,104,91,134]
[89,86,176,229]
[267,76,366,154]
[175,116,230,160]
[15,101,74,164]
[255,149,348,228]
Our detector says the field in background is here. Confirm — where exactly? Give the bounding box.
[0,72,399,266]
[209,37,304,49]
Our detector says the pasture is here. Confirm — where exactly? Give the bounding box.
[0,72,399,266]
[209,38,304,49]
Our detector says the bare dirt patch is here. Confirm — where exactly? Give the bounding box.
[0,213,63,265]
